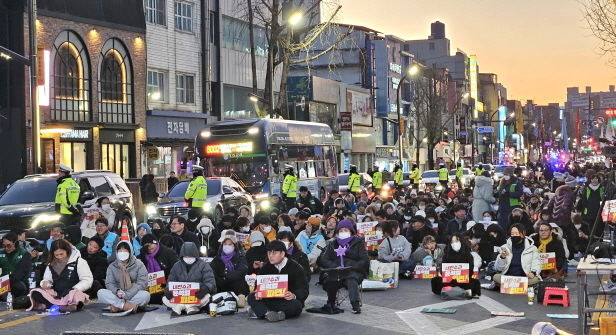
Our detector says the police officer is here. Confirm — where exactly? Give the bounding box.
[455,163,464,189]
[372,165,383,194]
[55,164,81,226]
[437,163,449,188]
[282,164,298,210]
[185,165,208,224]
[409,164,420,190]
[348,165,361,194]
[475,164,484,177]
[393,164,404,191]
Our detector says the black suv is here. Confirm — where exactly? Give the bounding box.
[0,170,137,240]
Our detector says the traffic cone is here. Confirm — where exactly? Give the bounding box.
[120,220,129,241]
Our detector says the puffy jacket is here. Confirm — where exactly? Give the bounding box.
[0,247,31,289]
[282,174,298,198]
[105,242,148,300]
[166,242,216,299]
[297,230,326,265]
[494,237,542,279]
[412,245,445,265]
[138,244,179,278]
[79,247,108,284]
[372,171,383,189]
[185,175,207,208]
[547,185,576,229]
[42,246,93,294]
[530,233,567,272]
[472,176,495,222]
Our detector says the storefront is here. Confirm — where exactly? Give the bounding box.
[143,110,207,179]
[375,146,399,172]
[99,129,136,178]
[59,129,93,171]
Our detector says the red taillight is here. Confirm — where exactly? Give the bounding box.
[182,202,189,207]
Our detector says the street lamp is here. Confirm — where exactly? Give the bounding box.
[396,64,420,168]
[287,11,303,26]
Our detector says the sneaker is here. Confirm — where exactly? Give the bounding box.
[246,306,258,319]
[237,294,247,308]
[265,310,286,322]
[171,305,184,316]
[351,301,361,314]
[403,270,413,278]
[481,282,496,290]
[186,306,200,315]
[568,259,579,266]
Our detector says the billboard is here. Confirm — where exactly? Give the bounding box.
[346,89,373,127]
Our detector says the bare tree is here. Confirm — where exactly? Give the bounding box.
[583,0,616,65]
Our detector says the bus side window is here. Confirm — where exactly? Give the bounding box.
[315,161,325,177]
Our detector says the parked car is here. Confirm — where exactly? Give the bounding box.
[493,165,506,181]
[338,173,373,194]
[147,177,253,224]
[386,172,412,189]
[0,170,137,240]
[448,168,473,187]
[420,170,440,186]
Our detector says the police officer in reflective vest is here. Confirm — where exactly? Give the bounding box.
[393,164,404,191]
[185,165,208,222]
[455,163,464,188]
[409,164,420,190]
[475,164,484,177]
[437,163,449,188]
[55,164,82,226]
[372,165,383,194]
[282,164,298,210]
[348,165,361,194]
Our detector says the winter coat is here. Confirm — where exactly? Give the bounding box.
[79,247,108,284]
[288,246,311,283]
[530,233,567,272]
[411,244,445,265]
[442,249,475,273]
[508,211,535,236]
[472,176,495,222]
[171,229,201,249]
[295,192,323,215]
[246,245,267,274]
[210,248,248,284]
[297,230,326,266]
[42,246,93,294]
[577,184,605,224]
[378,236,412,262]
[547,185,576,230]
[138,244,179,277]
[258,258,309,305]
[443,218,468,243]
[0,247,32,290]
[105,243,148,300]
[166,242,216,299]
[494,237,542,279]
[405,225,437,252]
[317,236,369,283]
[132,223,153,257]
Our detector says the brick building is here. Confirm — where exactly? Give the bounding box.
[24,0,146,178]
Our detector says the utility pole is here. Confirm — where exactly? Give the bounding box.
[29,0,40,174]
[247,0,258,94]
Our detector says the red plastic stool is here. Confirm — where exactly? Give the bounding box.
[542,287,570,307]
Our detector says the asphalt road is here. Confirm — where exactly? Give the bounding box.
[0,274,581,335]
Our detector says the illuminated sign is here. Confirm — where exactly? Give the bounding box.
[389,63,402,74]
[470,55,479,118]
[606,109,616,116]
[205,142,253,155]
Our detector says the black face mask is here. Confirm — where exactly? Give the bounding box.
[511,236,523,245]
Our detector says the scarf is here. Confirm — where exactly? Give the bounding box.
[286,245,294,256]
[118,260,133,291]
[145,244,162,273]
[336,236,353,248]
[221,251,236,272]
[589,184,600,191]
[51,258,69,276]
[538,235,553,253]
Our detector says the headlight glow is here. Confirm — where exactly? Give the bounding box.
[435,185,443,191]
[32,213,61,228]
[260,200,271,210]
[202,203,212,212]
[146,205,157,215]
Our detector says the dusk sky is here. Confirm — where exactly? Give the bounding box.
[334,0,616,105]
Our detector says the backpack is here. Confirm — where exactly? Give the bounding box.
[210,292,238,315]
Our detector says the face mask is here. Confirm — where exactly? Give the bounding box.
[451,242,461,252]
[262,226,272,233]
[428,218,435,223]
[418,205,425,210]
[183,257,196,265]
[102,204,111,211]
[278,226,292,233]
[483,217,492,221]
[510,236,523,244]
[282,241,292,250]
[503,176,511,181]
[338,232,351,239]
[574,224,582,230]
[492,205,499,211]
[200,227,211,235]
[117,251,130,261]
[404,215,412,220]
[222,245,235,254]
[241,226,250,233]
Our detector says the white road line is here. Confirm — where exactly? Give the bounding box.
[134,306,211,331]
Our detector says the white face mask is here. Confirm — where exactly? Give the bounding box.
[428,218,435,223]
[338,232,351,239]
[222,245,235,254]
[404,215,412,220]
[200,227,211,235]
[102,204,111,211]
[183,257,196,265]
[483,216,492,221]
[451,242,461,252]
[262,226,272,233]
[574,224,582,230]
[503,175,511,181]
[492,205,499,211]
[117,251,130,261]
[282,241,292,250]
[278,226,292,233]
[241,226,250,233]
[419,205,425,210]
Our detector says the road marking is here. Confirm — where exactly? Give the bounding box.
[0,314,45,329]
[134,305,211,331]
[396,295,523,335]
[0,310,17,317]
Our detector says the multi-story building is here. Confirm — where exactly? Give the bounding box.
[566,86,616,139]
[26,0,147,178]
[479,73,507,163]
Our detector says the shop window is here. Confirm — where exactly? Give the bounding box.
[88,176,114,196]
[51,31,90,122]
[98,39,133,124]
[60,142,86,172]
[41,139,56,173]
[101,143,130,178]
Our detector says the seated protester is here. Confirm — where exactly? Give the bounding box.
[509,208,535,237]
[29,239,93,312]
[163,242,216,315]
[211,229,249,307]
[322,216,338,241]
[531,222,567,280]
[196,217,220,257]
[533,209,552,233]
[383,203,400,222]
[400,208,414,234]
[378,221,414,278]
[412,235,445,266]
[81,196,116,239]
[570,213,590,258]
[296,186,323,215]
[276,214,293,232]
[151,219,167,239]
[430,234,481,297]
[344,193,357,213]
[63,225,86,250]
[46,223,65,251]
[355,201,367,216]
[224,207,239,219]
[247,240,309,322]
[0,232,32,305]
[138,234,179,304]
[170,215,201,249]
[235,217,252,234]
[293,211,309,236]
[404,216,437,253]
[443,205,469,243]
[297,216,326,268]
[239,205,254,225]
[80,236,108,298]
[159,234,185,255]
[94,218,119,260]
[253,213,277,242]
[246,231,268,274]
[278,231,311,283]
[326,198,347,221]
[97,241,150,313]
[270,194,287,214]
[216,215,236,237]
[316,219,369,314]
[467,223,493,267]
[492,223,541,287]
[132,223,152,257]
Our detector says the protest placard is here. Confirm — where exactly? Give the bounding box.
[255,274,288,299]
[539,252,556,271]
[356,221,378,235]
[0,275,10,295]
[500,275,528,295]
[441,263,470,284]
[236,232,249,244]
[168,282,200,304]
[147,271,166,294]
[414,266,438,279]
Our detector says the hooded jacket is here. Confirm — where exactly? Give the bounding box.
[132,223,153,257]
[411,244,445,265]
[378,235,412,262]
[297,229,326,266]
[79,246,108,284]
[105,241,149,300]
[494,236,542,279]
[210,244,248,284]
[166,242,216,299]
[405,224,437,252]
[42,246,93,294]
[507,211,535,237]
[196,218,220,256]
[547,185,576,229]
[472,176,495,222]
[317,236,369,282]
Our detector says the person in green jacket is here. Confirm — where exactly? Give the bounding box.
[409,164,420,190]
[55,164,81,226]
[372,165,383,194]
[393,164,404,191]
[185,165,208,221]
[437,163,449,188]
[455,163,464,189]
[282,165,298,210]
[0,232,32,299]
[348,165,362,194]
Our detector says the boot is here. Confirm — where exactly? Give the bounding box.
[122,302,138,313]
[109,305,121,313]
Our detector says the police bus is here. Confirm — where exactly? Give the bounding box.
[195,119,338,202]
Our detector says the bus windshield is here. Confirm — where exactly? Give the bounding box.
[205,157,268,191]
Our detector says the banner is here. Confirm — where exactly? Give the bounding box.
[255,275,288,299]
[356,221,383,251]
[147,271,166,294]
[357,221,378,235]
[236,232,249,244]
[414,266,438,279]
[499,275,528,295]
[441,263,470,284]
[539,252,556,271]
[168,282,200,304]
[0,275,10,295]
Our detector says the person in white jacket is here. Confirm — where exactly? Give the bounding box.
[81,197,116,238]
[28,239,93,312]
[493,223,542,287]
